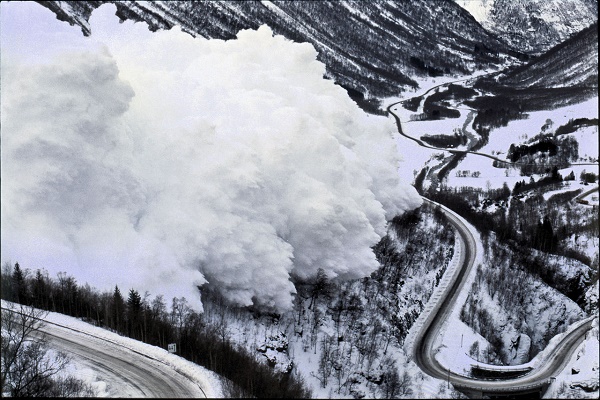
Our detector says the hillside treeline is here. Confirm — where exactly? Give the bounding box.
[426,180,598,306]
[0,204,459,398]
[0,263,311,398]
[460,235,585,364]
[200,205,457,398]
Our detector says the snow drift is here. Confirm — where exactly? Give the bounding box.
[0,3,421,312]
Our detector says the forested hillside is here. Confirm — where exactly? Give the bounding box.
[498,22,598,90]
[37,0,525,113]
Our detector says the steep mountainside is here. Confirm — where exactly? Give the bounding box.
[468,21,598,112]
[498,22,598,89]
[36,0,524,112]
[455,0,598,55]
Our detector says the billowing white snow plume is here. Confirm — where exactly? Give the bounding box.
[1,3,421,312]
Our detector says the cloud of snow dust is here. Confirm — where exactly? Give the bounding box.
[1,3,422,312]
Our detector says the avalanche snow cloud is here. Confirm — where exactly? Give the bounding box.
[0,3,421,312]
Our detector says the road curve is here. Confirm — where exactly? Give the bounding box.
[410,198,595,396]
[409,197,476,380]
[39,325,204,398]
[575,185,599,205]
[1,305,208,398]
[386,93,599,168]
[388,83,596,395]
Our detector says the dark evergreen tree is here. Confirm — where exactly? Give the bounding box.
[57,273,78,316]
[534,216,557,253]
[127,289,142,339]
[0,263,14,302]
[112,286,125,332]
[550,165,561,181]
[308,268,332,309]
[12,263,28,305]
[32,269,49,310]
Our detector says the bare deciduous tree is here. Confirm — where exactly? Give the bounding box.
[1,303,93,397]
[379,358,413,399]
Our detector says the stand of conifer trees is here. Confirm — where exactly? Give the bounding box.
[0,263,311,398]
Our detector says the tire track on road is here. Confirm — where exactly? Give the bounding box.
[2,304,209,398]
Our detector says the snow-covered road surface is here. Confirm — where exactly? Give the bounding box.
[575,185,599,206]
[36,327,203,397]
[1,301,224,398]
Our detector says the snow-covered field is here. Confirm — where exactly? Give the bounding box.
[449,96,598,191]
[385,73,489,187]
[388,77,598,192]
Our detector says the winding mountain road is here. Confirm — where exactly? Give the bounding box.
[388,77,595,397]
[409,198,595,397]
[387,102,598,169]
[39,324,205,398]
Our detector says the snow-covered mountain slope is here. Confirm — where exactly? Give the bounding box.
[463,20,598,119]
[455,0,598,55]
[198,205,460,398]
[36,0,524,111]
[460,236,589,364]
[498,22,598,89]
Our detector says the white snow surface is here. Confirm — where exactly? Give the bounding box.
[454,0,494,24]
[391,79,598,192]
